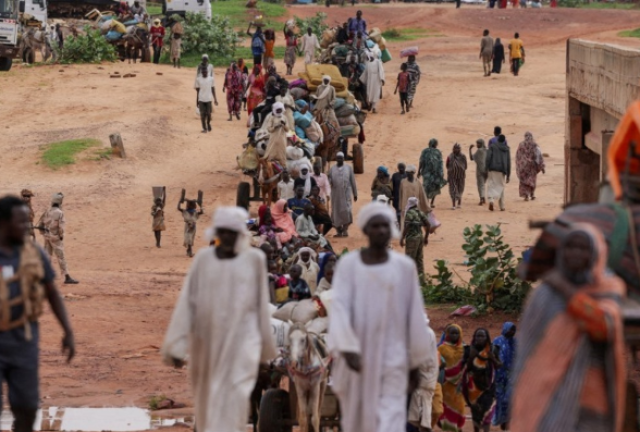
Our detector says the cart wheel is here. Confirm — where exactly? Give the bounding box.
[237,182,251,210]
[141,47,151,63]
[258,389,292,432]
[314,156,323,173]
[352,143,364,174]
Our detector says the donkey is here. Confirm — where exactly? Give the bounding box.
[257,158,280,207]
[287,323,330,432]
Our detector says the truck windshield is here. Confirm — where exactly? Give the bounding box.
[0,0,15,18]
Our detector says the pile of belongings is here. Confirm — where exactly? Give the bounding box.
[243,63,366,175]
[88,9,147,42]
[270,289,333,348]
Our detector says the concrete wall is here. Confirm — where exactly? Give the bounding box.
[567,39,640,121]
[565,39,640,204]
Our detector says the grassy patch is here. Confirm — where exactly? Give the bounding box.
[619,27,640,38]
[41,138,102,169]
[147,2,162,15]
[211,0,287,29]
[382,27,440,41]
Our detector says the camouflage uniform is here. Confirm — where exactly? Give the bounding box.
[404,207,429,276]
[40,194,69,277]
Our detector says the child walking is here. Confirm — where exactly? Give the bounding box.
[394,63,410,114]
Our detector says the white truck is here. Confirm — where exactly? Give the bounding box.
[163,0,210,20]
[0,0,21,71]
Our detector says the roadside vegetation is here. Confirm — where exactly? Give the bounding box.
[619,27,640,38]
[382,27,440,41]
[423,224,531,314]
[41,138,104,168]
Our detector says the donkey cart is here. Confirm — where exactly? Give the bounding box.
[258,375,341,432]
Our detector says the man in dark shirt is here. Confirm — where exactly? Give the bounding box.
[0,195,75,432]
[391,162,407,224]
[287,186,312,221]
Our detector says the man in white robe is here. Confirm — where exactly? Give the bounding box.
[328,202,432,432]
[408,324,439,432]
[328,152,358,237]
[301,27,320,65]
[162,206,277,432]
[359,53,385,113]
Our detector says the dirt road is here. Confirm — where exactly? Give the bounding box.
[0,3,639,419]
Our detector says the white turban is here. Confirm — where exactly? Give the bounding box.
[322,75,331,83]
[357,202,400,239]
[376,195,389,204]
[51,192,64,206]
[336,151,345,158]
[206,206,251,253]
[272,102,285,117]
[404,196,419,215]
[406,164,417,173]
[298,246,317,262]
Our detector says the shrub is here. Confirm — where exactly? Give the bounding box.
[423,224,531,313]
[294,12,328,38]
[169,12,239,63]
[59,27,118,64]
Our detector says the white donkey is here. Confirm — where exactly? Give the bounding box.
[287,323,330,432]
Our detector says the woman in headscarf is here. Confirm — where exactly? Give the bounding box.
[258,204,283,250]
[462,328,501,432]
[404,54,421,109]
[237,58,249,111]
[271,199,298,245]
[283,25,298,76]
[516,132,545,201]
[246,64,266,120]
[263,28,276,69]
[317,252,337,284]
[418,139,447,208]
[446,143,468,210]
[511,224,626,432]
[492,38,505,74]
[438,324,467,432]
[262,102,289,167]
[370,166,393,201]
[223,62,244,121]
[492,322,516,431]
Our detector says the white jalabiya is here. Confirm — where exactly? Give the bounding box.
[161,247,277,432]
[359,58,385,110]
[328,250,431,432]
[408,326,439,430]
[301,33,320,64]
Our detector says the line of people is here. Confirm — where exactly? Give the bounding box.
[390,128,545,214]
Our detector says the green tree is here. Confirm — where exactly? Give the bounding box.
[59,27,118,64]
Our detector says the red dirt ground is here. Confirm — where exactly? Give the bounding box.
[1,4,640,431]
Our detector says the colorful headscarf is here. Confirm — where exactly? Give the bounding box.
[317,252,336,283]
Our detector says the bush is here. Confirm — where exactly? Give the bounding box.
[59,27,118,64]
[169,12,239,63]
[423,224,531,314]
[294,12,328,38]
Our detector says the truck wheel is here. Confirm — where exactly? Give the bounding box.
[141,48,151,63]
[258,389,292,432]
[237,182,251,210]
[0,57,12,72]
[352,143,364,174]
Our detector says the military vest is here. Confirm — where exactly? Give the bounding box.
[0,241,45,340]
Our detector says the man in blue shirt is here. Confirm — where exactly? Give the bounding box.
[348,10,367,39]
[0,195,75,432]
[247,22,265,67]
[287,186,312,221]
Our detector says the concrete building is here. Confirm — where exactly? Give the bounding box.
[565,39,640,204]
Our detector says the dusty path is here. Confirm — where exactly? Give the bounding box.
[1,3,639,418]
